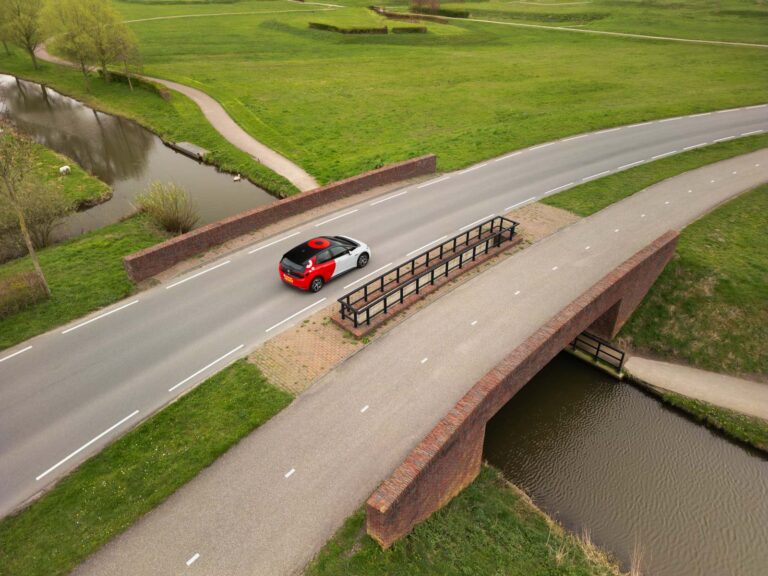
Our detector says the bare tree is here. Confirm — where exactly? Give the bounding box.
[0,128,51,295]
[2,0,45,69]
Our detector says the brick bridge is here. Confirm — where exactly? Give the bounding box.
[366,231,678,547]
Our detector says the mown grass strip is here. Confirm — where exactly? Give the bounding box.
[660,391,768,453]
[619,184,768,377]
[0,215,165,351]
[541,134,768,216]
[0,360,293,576]
[306,465,621,576]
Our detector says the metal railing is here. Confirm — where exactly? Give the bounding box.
[339,216,518,327]
[570,332,626,372]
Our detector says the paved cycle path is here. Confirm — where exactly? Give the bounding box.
[72,151,767,575]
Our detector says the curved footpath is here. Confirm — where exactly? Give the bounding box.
[0,106,765,518]
[34,45,319,192]
[71,150,768,575]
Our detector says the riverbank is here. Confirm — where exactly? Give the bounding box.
[0,360,292,576]
[0,52,298,198]
[306,465,625,576]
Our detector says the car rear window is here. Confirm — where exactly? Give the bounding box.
[283,241,328,265]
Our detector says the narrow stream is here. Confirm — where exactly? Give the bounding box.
[0,74,275,238]
[484,354,768,575]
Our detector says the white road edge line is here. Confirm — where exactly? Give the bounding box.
[417,176,450,189]
[314,209,358,227]
[658,117,681,123]
[344,263,393,289]
[689,112,711,118]
[713,136,735,143]
[683,143,708,151]
[544,182,574,196]
[514,290,520,295]
[745,104,767,110]
[61,300,139,334]
[562,134,588,142]
[360,405,369,413]
[459,163,488,175]
[370,190,408,206]
[471,320,478,326]
[166,260,231,290]
[0,345,33,363]
[530,142,553,151]
[552,266,558,271]
[186,554,200,567]
[248,231,301,254]
[716,108,738,114]
[421,357,428,364]
[595,127,622,134]
[265,298,327,333]
[168,344,245,392]
[284,468,295,478]
[741,130,763,137]
[504,196,537,212]
[582,170,610,182]
[651,151,677,160]
[459,214,495,231]
[36,410,140,481]
[407,236,448,257]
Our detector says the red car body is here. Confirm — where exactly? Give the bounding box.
[279,236,370,292]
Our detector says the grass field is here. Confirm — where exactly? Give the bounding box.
[619,184,768,378]
[434,0,768,44]
[0,360,292,576]
[108,0,767,184]
[306,465,622,576]
[0,215,165,351]
[0,51,298,198]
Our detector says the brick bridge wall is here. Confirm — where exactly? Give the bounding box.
[366,231,679,548]
[123,155,437,282]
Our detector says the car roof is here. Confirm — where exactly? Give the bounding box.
[283,237,346,264]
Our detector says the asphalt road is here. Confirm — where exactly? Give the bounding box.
[73,150,768,576]
[0,106,766,521]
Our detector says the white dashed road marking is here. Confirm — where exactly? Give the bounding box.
[344,263,393,289]
[266,299,327,333]
[530,142,554,151]
[494,151,522,162]
[651,151,677,160]
[460,214,495,231]
[741,130,763,137]
[36,410,140,481]
[514,290,521,295]
[360,405,369,413]
[169,345,245,392]
[585,246,590,250]
[61,300,139,335]
[617,160,645,170]
[314,209,358,227]
[248,231,301,254]
[552,266,558,271]
[284,468,295,478]
[505,196,537,212]
[459,163,488,175]
[683,143,708,151]
[421,357,428,364]
[582,171,611,182]
[407,236,448,257]
[544,182,574,196]
[0,345,33,364]
[471,320,478,326]
[186,554,200,567]
[166,260,230,290]
[417,176,450,189]
[370,190,408,206]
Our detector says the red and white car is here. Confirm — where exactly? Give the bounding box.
[279,236,371,292]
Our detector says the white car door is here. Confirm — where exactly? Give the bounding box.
[330,245,356,276]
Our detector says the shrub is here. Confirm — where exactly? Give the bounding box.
[308,22,388,34]
[0,272,48,319]
[410,7,470,18]
[392,26,427,33]
[135,182,199,235]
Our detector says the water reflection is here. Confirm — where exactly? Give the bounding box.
[484,354,768,575]
[0,74,275,238]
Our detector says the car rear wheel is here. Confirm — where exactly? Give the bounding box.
[357,252,370,269]
[310,276,324,292]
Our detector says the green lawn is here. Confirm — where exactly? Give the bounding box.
[110,1,767,184]
[542,134,768,216]
[661,391,768,452]
[0,51,298,198]
[307,465,622,576]
[0,360,292,576]
[0,215,165,351]
[619,185,768,378]
[435,0,768,44]
[29,138,112,208]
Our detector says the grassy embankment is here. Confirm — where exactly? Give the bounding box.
[307,465,623,576]
[114,1,768,183]
[431,0,768,44]
[0,215,164,351]
[28,137,111,208]
[0,51,298,198]
[0,360,292,576]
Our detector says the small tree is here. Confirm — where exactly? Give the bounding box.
[0,1,12,56]
[43,0,94,82]
[0,130,51,295]
[83,0,136,82]
[2,0,45,69]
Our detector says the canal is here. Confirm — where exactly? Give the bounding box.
[484,353,768,575]
[0,74,275,238]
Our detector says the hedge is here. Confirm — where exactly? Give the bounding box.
[308,22,388,34]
